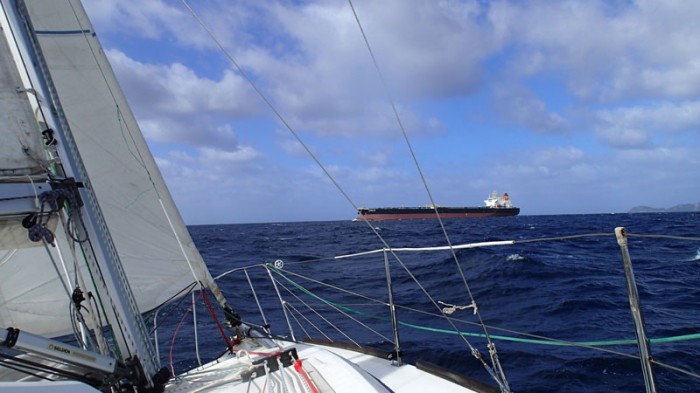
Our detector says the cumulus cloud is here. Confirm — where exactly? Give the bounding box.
[106,49,258,118]
[531,147,584,167]
[595,126,651,149]
[489,1,700,102]
[492,84,568,133]
[594,101,700,148]
[82,0,700,221]
[156,144,263,193]
[86,0,250,50]
[104,48,261,154]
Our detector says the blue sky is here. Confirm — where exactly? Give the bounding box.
[83,0,700,224]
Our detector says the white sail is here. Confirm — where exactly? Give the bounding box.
[0,18,47,177]
[0,0,218,338]
[0,233,79,336]
[1,1,510,392]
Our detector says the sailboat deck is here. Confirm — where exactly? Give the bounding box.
[165,340,481,393]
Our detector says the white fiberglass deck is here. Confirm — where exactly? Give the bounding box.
[165,340,482,393]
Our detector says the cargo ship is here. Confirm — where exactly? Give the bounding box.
[355,191,519,220]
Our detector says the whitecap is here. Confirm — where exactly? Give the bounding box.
[692,248,700,261]
[506,254,525,261]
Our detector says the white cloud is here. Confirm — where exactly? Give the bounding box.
[595,126,651,149]
[492,84,568,133]
[278,137,313,158]
[104,49,263,155]
[595,101,700,148]
[531,147,584,167]
[86,0,246,49]
[106,50,258,118]
[198,146,261,164]
[489,1,700,102]
[483,147,586,183]
[82,0,700,221]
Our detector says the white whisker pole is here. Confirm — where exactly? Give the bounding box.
[615,227,657,393]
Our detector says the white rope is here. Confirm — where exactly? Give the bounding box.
[25,174,39,209]
[438,300,477,315]
[335,240,515,259]
[158,198,200,285]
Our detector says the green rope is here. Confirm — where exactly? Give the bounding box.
[396,321,700,347]
[268,265,700,348]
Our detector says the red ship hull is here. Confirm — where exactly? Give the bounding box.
[355,207,520,221]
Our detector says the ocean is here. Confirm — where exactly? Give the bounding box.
[159,212,700,392]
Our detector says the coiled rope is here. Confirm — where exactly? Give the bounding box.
[24,188,88,244]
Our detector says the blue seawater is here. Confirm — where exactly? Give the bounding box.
[160,212,700,392]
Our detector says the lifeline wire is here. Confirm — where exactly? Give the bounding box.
[269,264,700,380]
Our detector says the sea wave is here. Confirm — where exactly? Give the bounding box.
[692,248,700,261]
[185,212,700,393]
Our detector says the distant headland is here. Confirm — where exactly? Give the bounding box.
[629,203,700,213]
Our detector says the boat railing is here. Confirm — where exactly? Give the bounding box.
[155,228,700,390]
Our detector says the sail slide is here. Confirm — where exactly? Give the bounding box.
[0,0,224,339]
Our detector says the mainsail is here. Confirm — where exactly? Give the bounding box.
[0,0,223,340]
[1,1,519,392]
[0,26,46,177]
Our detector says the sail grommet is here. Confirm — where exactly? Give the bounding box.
[274,259,284,269]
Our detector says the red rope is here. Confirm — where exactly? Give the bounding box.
[201,290,233,352]
[294,359,319,393]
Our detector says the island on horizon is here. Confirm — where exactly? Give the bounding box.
[629,203,700,213]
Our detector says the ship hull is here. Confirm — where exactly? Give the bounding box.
[356,207,520,221]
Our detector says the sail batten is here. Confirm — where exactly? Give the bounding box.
[34,29,91,35]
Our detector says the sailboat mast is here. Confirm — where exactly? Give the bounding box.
[2,0,160,384]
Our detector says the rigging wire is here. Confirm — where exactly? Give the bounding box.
[271,269,391,343]
[285,302,328,342]
[179,1,509,387]
[179,0,359,215]
[148,281,200,335]
[179,1,700,389]
[273,277,364,346]
[344,3,509,387]
[214,230,700,382]
[264,263,700,380]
